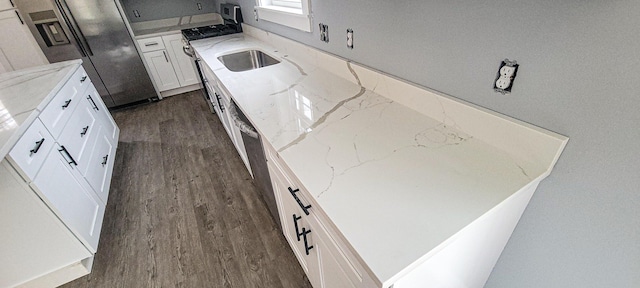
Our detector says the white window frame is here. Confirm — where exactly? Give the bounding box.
[255,0,312,32]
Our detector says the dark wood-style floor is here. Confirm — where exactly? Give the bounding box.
[62,91,312,288]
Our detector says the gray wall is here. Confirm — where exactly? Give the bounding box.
[120,0,218,22]
[224,0,640,287]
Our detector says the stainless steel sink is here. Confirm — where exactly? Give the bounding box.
[217,50,280,72]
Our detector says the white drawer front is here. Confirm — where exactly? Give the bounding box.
[8,119,55,180]
[86,85,117,143]
[138,36,165,52]
[58,96,98,170]
[84,129,115,203]
[39,67,91,138]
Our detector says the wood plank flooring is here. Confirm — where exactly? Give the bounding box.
[61,91,311,288]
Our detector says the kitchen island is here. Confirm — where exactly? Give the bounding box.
[0,60,119,287]
[191,26,568,288]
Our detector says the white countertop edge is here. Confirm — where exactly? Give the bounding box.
[0,60,81,159]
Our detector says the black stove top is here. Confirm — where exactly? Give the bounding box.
[182,24,240,41]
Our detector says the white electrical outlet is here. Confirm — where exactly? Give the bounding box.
[494,59,519,94]
[495,77,511,89]
[347,29,354,49]
[499,65,516,78]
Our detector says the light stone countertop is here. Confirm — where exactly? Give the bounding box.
[191,34,558,285]
[131,13,224,38]
[0,60,81,159]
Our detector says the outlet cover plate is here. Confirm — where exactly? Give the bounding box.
[494,59,519,94]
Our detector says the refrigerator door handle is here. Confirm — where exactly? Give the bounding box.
[53,0,93,57]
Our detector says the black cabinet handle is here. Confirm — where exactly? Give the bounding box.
[62,99,72,109]
[101,154,109,166]
[9,0,15,7]
[58,145,77,166]
[80,76,87,83]
[87,95,99,111]
[288,187,311,215]
[215,93,224,113]
[293,214,303,241]
[15,10,23,25]
[80,125,89,136]
[29,138,45,156]
[301,228,313,255]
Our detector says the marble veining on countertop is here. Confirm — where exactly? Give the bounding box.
[131,13,223,38]
[191,34,564,284]
[0,60,81,159]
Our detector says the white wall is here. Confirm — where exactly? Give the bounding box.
[225,0,640,287]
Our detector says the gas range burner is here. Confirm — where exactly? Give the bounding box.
[181,24,241,41]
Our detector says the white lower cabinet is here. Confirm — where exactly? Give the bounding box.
[83,128,116,203]
[314,221,362,288]
[200,60,251,172]
[143,49,181,91]
[138,32,200,94]
[0,64,119,286]
[32,143,106,253]
[266,142,364,288]
[0,161,91,288]
[163,33,200,86]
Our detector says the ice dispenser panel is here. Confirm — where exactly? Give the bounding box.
[30,10,69,46]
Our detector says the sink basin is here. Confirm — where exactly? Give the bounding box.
[217,50,280,72]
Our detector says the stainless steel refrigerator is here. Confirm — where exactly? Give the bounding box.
[15,0,156,108]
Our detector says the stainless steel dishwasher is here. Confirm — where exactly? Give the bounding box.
[230,100,281,228]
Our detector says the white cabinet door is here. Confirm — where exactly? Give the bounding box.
[229,117,251,174]
[163,34,200,86]
[269,161,322,288]
[143,50,180,92]
[84,127,115,203]
[33,144,106,253]
[0,9,47,72]
[86,85,118,144]
[315,224,362,288]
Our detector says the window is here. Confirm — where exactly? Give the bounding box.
[255,0,312,32]
[271,0,302,9]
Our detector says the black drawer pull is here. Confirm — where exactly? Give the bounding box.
[87,95,99,111]
[15,10,23,25]
[29,138,45,156]
[80,76,88,83]
[215,93,224,113]
[293,214,303,241]
[288,187,311,215]
[80,125,89,136]
[301,228,313,255]
[61,99,72,109]
[58,145,77,166]
[101,154,109,166]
